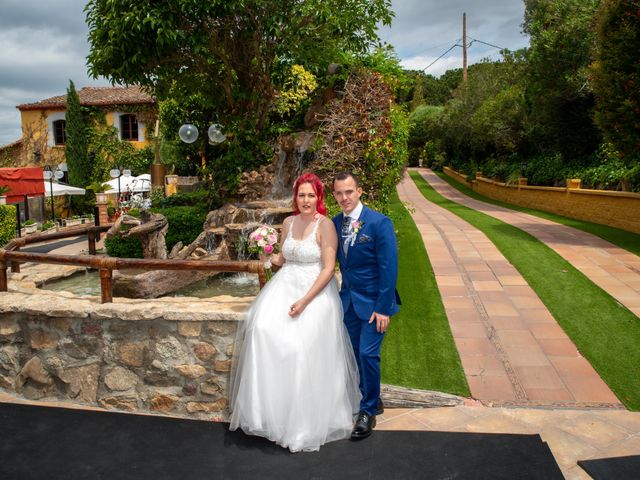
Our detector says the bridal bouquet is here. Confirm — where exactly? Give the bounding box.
[247,225,280,280]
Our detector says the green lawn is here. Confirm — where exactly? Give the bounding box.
[410,171,640,410]
[437,172,640,257]
[381,190,470,397]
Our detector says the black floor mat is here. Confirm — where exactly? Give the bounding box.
[578,455,640,480]
[0,402,564,479]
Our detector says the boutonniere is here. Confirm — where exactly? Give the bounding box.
[350,220,364,246]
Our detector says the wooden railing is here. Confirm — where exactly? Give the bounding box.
[0,225,266,303]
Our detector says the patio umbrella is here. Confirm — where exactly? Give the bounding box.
[42,181,86,197]
[104,174,151,194]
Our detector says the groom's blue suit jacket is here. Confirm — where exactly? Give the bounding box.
[333,206,401,320]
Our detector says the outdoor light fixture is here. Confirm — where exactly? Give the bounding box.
[43,165,64,222]
[207,124,226,145]
[178,123,227,145]
[178,124,199,144]
[109,166,132,207]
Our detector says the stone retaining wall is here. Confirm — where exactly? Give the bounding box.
[442,167,640,234]
[0,290,252,420]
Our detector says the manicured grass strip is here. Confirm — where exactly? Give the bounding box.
[437,172,640,257]
[381,190,470,397]
[410,171,640,410]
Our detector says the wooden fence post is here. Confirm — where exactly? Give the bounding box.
[99,268,113,303]
[88,230,96,255]
[0,261,7,292]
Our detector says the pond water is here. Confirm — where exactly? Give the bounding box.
[40,270,260,298]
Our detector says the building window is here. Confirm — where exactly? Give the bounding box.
[53,120,66,145]
[120,114,139,141]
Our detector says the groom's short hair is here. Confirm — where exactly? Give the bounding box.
[333,171,360,188]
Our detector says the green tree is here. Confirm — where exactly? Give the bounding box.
[522,0,601,158]
[85,0,394,186]
[65,80,91,212]
[407,105,443,165]
[591,0,640,165]
[410,77,424,111]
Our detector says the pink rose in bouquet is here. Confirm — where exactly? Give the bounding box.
[248,225,280,280]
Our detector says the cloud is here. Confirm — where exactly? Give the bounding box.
[0,0,108,145]
[0,0,531,145]
[379,0,529,75]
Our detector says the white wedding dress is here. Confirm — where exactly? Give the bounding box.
[229,217,361,452]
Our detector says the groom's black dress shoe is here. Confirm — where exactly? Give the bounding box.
[351,412,376,439]
[376,399,384,415]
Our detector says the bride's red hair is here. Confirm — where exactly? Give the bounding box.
[293,173,327,215]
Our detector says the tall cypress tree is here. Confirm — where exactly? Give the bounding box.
[65,80,90,212]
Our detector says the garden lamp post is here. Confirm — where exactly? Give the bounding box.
[43,165,64,222]
[520,162,527,177]
[109,166,132,208]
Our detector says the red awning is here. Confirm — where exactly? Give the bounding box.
[0,167,46,203]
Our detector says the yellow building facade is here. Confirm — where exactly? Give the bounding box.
[9,86,155,168]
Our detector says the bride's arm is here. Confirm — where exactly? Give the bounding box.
[265,216,291,267]
[288,218,338,317]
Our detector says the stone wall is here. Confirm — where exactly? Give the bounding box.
[0,290,252,420]
[442,167,640,234]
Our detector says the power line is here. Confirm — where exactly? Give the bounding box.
[423,37,508,72]
[422,43,461,71]
[469,38,506,51]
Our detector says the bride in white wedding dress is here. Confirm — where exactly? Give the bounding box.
[229,173,361,452]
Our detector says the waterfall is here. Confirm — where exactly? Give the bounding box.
[270,146,288,199]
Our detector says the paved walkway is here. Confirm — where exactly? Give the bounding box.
[417,168,640,318]
[377,405,640,480]
[397,172,621,408]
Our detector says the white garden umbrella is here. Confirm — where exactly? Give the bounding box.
[42,181,86,197]
[104,174,151,194]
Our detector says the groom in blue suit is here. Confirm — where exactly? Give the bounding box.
[332,172,400,439]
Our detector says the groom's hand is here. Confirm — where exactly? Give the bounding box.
[369,312,390,333]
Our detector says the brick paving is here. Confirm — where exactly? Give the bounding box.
[397,171,622,408]
[416,168,640,318]
[377,404,640,480]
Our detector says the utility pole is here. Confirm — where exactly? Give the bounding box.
[463,12,468,82]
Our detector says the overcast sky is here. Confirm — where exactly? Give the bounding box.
[0,0,529,146]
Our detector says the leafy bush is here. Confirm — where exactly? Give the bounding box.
[154,187,222,212]
[481,157,519,183]
[407,105,444,166]
[104,236,144,258]
[525,153,568,187]
[150,205,209,251]
[574,144,630,190]
[0,205,16,247]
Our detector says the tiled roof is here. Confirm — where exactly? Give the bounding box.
[17,86,155,111]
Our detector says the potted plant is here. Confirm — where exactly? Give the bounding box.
[64,216,82,227]
[86,181,110,204]
[22,219,37,234]
[41,220,57,233]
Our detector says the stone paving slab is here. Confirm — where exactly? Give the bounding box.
[416,168,640,318]
[377,405,640,480]
[397,172,621,408]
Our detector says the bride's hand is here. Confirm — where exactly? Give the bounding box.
[288,299,308,317]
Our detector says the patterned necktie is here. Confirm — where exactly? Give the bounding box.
[341,215,351,256]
